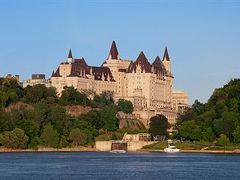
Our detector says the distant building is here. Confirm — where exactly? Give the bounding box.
[50,41,188,125]
[23,74,51,88]
[122,133,151,141]
[172,90,189,113]
[4,74,20,83]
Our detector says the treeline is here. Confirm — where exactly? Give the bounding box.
[177,79,240,144]
[0,78,133,149]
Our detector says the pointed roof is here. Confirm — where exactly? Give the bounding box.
[163,47,170,61]
[153,56,162,66]
[127,51,151,73]
[152,56,166,74]
[68,49,73,59]
[108,40,119,59]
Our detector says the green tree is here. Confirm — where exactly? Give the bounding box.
[24,84,57,103]
[0,112,11,133]
[47,105,72,136]
[68,128,89,146]
[60,86,89,105]
[99,106,118,131]
[178,120,201,140]
[59,135,69,148]
[92,91,114,108]
[22,119,40,139]
[233,126,240,143]
[201,127,215,142]
[28,136,40,149]
[40,124,59,148]
[149,114,168,136]
[0,128,29,149]
[216,134,230,147]
[214,111,238,138]
[117,99,133,113]
[80,111,104,130]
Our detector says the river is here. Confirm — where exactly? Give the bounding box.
[0,152,240,179]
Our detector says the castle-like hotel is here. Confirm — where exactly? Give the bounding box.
[24,41,188,125]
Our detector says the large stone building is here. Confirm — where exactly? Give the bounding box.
[23,74,51,88]
[51,41,188,126]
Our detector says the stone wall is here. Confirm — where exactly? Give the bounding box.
[95,141,155,152]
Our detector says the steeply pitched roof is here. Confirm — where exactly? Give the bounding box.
[152,56,166,74]
[163,47,170,61]
[91,66,115,81]
[127,51,151,73]
[68,49,73,59]
[68,58,89,77]
[51,67,61,77]
[108,40,119,59]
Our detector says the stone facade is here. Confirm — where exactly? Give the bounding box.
[23,74,51,88]
[50,41,188,125]
[172,90,189,113]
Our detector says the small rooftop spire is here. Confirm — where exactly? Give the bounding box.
[68,49,73,59]
[108,40,119,59]
[163,47,170,61]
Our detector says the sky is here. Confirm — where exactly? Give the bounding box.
[0,0,239,104]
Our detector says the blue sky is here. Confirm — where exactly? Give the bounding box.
[0,0,239,104]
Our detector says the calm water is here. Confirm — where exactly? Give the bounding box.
[0,152,240,180]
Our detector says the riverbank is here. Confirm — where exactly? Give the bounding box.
[0,146,98,153]
[1,147,240,154]
[139,148,240,154]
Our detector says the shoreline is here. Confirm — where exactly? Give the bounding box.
[0,147,98,153]
[1,147,240,154]
[140,149,240,154]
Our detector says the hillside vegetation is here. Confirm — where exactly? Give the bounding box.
[177,79,240,145]
[0,78,145,149]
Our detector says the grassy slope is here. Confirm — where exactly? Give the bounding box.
[143,141,240,151]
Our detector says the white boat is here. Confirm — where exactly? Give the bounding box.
[110,150,126,153]
[164,144,180,153]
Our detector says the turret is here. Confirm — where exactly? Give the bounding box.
[162,47,171,74]
[67,49,74,63]
[107,40,120,60]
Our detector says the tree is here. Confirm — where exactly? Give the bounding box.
[28,136,40,149]
[47,105,72,136]
[92,91,114,108]
[60,86,89,105]
[216,134,230,147]
[80,111,104,130]
[201,127,215,142]
[59,135,69,148]
[233,126,240,143]
[117,99,133,113]
[22,119,40,139]
[24,84,57,104]
[178,120,201,140]
[68,128,89,146]
[214,111,238,138]
[149,114,168,137]
[40,124,59,148]
[0,128,29,149]
[99,106,118,131]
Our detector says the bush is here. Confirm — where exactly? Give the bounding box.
[117,99,133,113]
[40,124,59,148]
[149,114,168,136]
[68,128,89,146]
[216,134,230,146]
[0,128,29,149]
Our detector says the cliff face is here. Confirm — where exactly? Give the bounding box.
[65,105,92,117]
[4,102,33,112]
[116,112,146,130]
